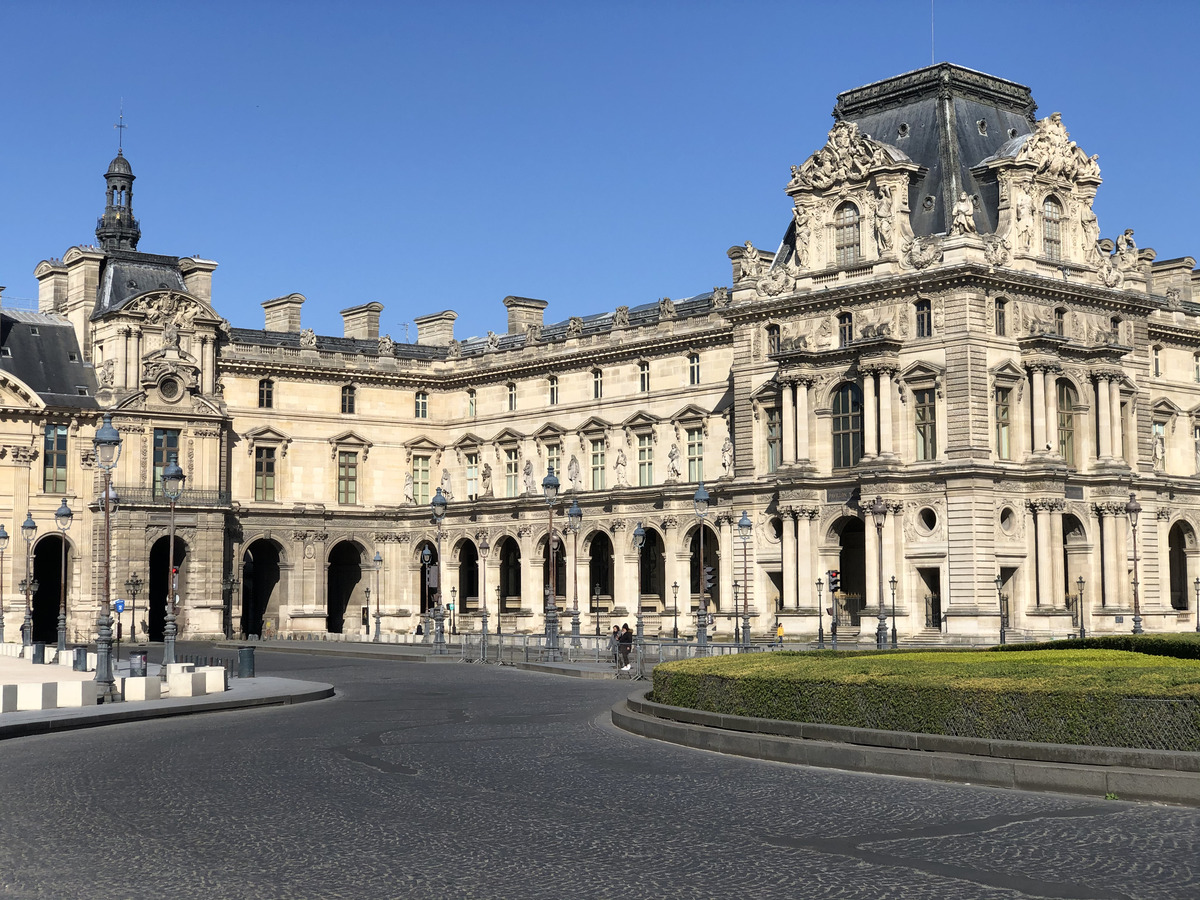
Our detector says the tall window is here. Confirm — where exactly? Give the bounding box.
[341,385,356,415]
[547,376,558,405]
[686,427,704,482]
[505,449,520,498]
[915,299,932,338]
[688,353,700,385]
[412,455,430,505]
[831,383,863,469]
[637,435,654,486]
[466,452,479,500]
[995,387,1011,460]
[995,299,1007,336]
[508,383,517,412]
[258,379,274,409]
[766,325,781,354]
[255,447,276,501]
[338,451,358,504]
[1153,347,1162,378]
[834,202,861,267]
[1043,197,1063,260]
[1110,317,1121,343]
[639,361,650,393]
[415,391,428,419]
[1055,308,1066,337]
[468,389,477,417]
[592,369,603,399]
[153,428,181,497]
[590,439,606,490]
[1057,382,1077,466]
[914,389,937,461]
[766,407,781,473]
[43,424,68,493]
[838,313,853,347]
[547,444,561,483]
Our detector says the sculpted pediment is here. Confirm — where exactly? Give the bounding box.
[787,121,916,193]
[329,429,373,460]
[243,425,292,458]
[124,290,222,328]
[0,372,42,409]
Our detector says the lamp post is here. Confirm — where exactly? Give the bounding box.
[542,467,561,662]
[19,575,39,646]
[55,499,73,653]
[0,524,8,644]
[1194,577,1200,634]
[93,413,122,702]
[450,587,457,635]
[162,452,185,667]
[1077,575,1087,640]
[478,534,490,661]
[889,575,898,649]
[372,550,383,642]
[732,581,739,643]
[21,511,36,648]
[993,573,1007,645]
[671,580,679,641]
[871,496,888,651]
[593,582,600,636]
[738,510,752,650]
[632,522,645,678]
[125,573,143,646]
[567,498,582,648]
[431,487,448,654]
[217,572,233,641]
[693,482,709,654]
[1126,492,1143,634]
[815,577,825,649]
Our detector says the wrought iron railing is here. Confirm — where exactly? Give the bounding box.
[110,486,232,507]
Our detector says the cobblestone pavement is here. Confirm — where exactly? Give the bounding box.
[0,647,1195,900]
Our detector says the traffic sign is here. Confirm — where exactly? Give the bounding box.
[114,599,126,613]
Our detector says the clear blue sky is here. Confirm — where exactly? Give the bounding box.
[2,1,1196,341]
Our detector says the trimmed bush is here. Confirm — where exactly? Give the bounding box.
[991,633,1200,661]
[650,649,1200,750]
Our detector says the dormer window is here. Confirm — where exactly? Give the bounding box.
[834,202,861,267]
[1043,196,1063,260]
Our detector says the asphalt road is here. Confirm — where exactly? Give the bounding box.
[0,647,1196,900]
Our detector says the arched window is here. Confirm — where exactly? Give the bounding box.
[258,379,274,409]
[995,299,1007,336]
[915,299,932,338]
[548,376,558,405]
[766,324,781,354]
[1057,381,1078,466]
[341,384,356,415]
[831,383,863,469]
[834,202,861,267]
[838,312,853,347]
[1043,196,1063,260]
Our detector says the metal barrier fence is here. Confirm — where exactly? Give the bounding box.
[456,634,760,676]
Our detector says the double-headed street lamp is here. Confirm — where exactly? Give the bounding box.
[567,498,583,648]
[93,413,122,702]
[738,510,752,650]
[126,573,144,645]
[1126,492,1143,634]
[163,452,185,667]
[0,524,8,644]
[478,534,490,659]
[431,487,448,654]
[21,511,36,647]
[889,575,898,649]
[450,587,458,634]
[694,482,710,653]
[871,496,888,651]
[372,550,383,642]
[55,499,73,653]
[671,580,679,641]
[542,467,561,662]
[1077,575,1087,640]
[815,576,825,649]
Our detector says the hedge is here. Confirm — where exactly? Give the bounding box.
[649,649,1200,750]
[991,632,1200,661]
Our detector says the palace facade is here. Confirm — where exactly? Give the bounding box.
[4,63,1200,646]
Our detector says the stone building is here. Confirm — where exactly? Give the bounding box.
[4,63,1200,646]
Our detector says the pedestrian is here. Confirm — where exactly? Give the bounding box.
[776,622,784,647]
[609,625,621,668]
[618,624,633,671]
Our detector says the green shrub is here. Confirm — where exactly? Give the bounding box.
[991,633,1200,661]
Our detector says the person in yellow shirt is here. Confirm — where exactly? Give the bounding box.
[775,622,784,647]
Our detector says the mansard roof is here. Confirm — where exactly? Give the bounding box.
[0,309,98,409]
[94,249,187,318]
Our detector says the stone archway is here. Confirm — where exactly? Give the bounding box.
[496,537,521,612]
[31,536,69,645]
[241,539,283,638]
[327,541,364,634]
[1168,521,1196,611]
[148,535,188,642]
[637,527,666,608]
[686,523,721,612]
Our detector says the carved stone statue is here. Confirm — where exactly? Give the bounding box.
[98,359,115,388]
[950,192,977,235]
[378,334,395,356]
[486,331,501,350]
[480,463,493,497]
[440,468,453,501]
[1080,199,1101,262]
[525,323,541,344]
[403,473,414,504]
[614,448,628,487]
[299,328,317,349]
[1116,229,1138,270]
[711,286,730,307]
[721,437,734,476]
[567,317,584,337]
[871,186,894,253]
[1015,191,1033,251]
[567,455,582,492]
[1154,432,1166,471]
[790,121,886,190]
[658,297,676,319]
[666,443,682,481]
[613,306,630,328]
[446,339,461,359]
[792,206,812,267]
[162,320,180,348]
[737,242,762,281]
[523,459,536,495]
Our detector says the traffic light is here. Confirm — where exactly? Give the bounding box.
[827,569,840,593]
[703,566,715,593]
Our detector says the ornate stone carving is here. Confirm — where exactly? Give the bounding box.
[480,463,493,497]
[665,444,682,481]
[950,192,977,235]
[524,323,541,344]
[613,448,628,487]
[1015,113,1100,182]
[792,206,813,267]
[721,437,733,476]
[98,359,115,388]
[486,331,501,350]
[871,186,893,253]
[902,235,943,270]
[377,334,395,356]
[567,317,583,337]
[1014,189,1034,252]
[1080,198,1101,263]
[299,328,317,349]
[446,339,462,359]
[658,298,676,319]
[1115,229,1138,271]
[567,455,581,492]
[983,235,1010,267]
[788,121,891,190]
[755,267,794,297]
[613,306,630,328]
[403,473,414,504]
[735,242,762,281]
[711,286,730,308]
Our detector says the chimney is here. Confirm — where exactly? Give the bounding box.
[340,302,384,340]
[179,257,219,303]
[414,310,457,346]
[503,296,548,334]
[262,293,306,332]
[34,260,68,313]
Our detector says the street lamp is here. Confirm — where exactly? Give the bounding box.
[993,573,1007,645]
[162,452,185,667]
[567,498,582,648]
[593,582,601,636]
[815,577,825,649]
[125,572,144,647]
[1077,575,1087,640]
[632,522,645,678]
[671,580,679,641]
[372,550,383,642]
[889,575,898,649]
[93,412,122,702]
[693,482,710,653]
[450,587,458,635]
[542,467,561,662]
[478,534,490,661]
[21,511,36,648]
[0,524,8,644]
[1126,492,1143,634]
[217,572,234,640]
[871,496,888,651]
[431,487,448,654]
[738,510,752,650]
[55,498,73,653]
[1194,577,1200,634]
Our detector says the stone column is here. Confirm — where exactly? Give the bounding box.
[878,369,894,456]
[1031,367,1047,453]
[202,336,216,395]
[864,510,880,617]
[1110,379,1124,463]
[1050,502,1065,608]
[1096,376,1113,459]
[611,522,632,624]
[1117,508,1131,608]
[862,372,878,458]
[781,510,797,610]
[717,515,734,623]
[118,327,130,390]
[1034,501,1053,606]
[796,379,810,462]
[519,527,540,631]
[797,509,816,610]
[782,381,796,465]
[1099,506,1118,610]
[1044,370,1059,455]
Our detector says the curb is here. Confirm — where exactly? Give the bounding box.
[612,688,1200,806]
[0,679,335,741]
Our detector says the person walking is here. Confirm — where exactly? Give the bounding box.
[609,625,621,668]
[618,624,633,671]
[776,621,784,647]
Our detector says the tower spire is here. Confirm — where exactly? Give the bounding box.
[96,107,140,252]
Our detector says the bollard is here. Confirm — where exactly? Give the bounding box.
[237,646,256,678]
[73,647,88,671]
[129,650,148,678]
[32,642,45,664]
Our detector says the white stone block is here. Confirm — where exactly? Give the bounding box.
[57,653,75,667]
[122,676,161,702]
[166,672,207,697]
[56,681,98,707]
[165,663,195,676]
[196,666,227,693]
[0,684,17,712]
[87,652,98,670]
[16,682,57,711]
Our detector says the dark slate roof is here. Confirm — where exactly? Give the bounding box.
[0,309,99,409]
[93,249,187,319]
[832,63,1038,237]
[227,327,446,361]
